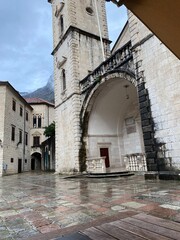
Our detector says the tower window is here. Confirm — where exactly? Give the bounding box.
[86,7,93,15]
[60,15,64,35]
[62,69,66,91]
[25,132,28,145]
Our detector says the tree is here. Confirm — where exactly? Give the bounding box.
[44,121,55,137]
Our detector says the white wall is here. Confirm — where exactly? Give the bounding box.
[2,86,32,175]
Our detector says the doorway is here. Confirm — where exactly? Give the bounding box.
[31,152,41,171]
[100,148,110,168]
[18,159,22,173]
[31,158,35,170]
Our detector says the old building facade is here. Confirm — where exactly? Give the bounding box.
[49,0,180,173]
[0,82,55,177]
[25,98,55,171]
[0,82,32,176]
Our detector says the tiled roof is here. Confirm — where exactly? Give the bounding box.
[25,98,54,106]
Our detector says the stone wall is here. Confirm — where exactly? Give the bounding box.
[50,0,110,173]
[2,85,32,175]
[128,12,180,170]
[0,86,6,176]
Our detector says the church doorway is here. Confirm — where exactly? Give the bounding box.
[100,148,110,168]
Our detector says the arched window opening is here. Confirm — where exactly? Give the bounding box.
[38,115,42,128]
[33,115,37,128]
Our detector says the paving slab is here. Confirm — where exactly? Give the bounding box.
[0,172,179,240]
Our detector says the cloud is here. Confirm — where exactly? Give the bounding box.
[0,1,127,93]
[106,3,128,45]
[0,0,53,92]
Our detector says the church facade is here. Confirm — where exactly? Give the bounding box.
[48,0,180,173]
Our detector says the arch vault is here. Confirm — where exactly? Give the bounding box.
[80,70,145,171]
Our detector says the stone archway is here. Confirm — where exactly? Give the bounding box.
[31,152,41,171]
[80,72,145,171]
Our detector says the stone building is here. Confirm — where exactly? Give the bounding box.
[113,14,180,171]
[25,98,55,171]
[0,82,32,176]
[48,0,111,173]
[48,0,180,173]
[41,136,55,172]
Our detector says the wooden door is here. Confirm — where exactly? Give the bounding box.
[18,159,22,173]
[100,148,110,168]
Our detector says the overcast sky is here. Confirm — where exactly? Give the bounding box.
[0,1,127,93]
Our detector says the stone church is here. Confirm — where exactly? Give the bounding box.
[48,0,180,173]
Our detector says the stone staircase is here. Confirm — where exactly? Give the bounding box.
[87,169,134,178]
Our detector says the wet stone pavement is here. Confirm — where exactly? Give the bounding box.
[0,172,179,239]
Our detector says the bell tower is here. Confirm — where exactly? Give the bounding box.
[48,0,110,173]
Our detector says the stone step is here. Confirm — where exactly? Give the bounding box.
[87,171,134,178]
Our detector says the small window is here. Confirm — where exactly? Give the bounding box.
[25,159,27,164]
[26,111,29,121]
[25,132,28,145]
[19,130,22,143]
[11,126,15,141]
[33,136,40,147]
[11,158,14,163]
[12,99,16,111]
[62,69,66,91]
[38,116,42,128]
[20,106,23,116]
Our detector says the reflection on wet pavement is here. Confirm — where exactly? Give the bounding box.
[0,172,179,239]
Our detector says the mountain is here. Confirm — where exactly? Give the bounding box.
[20,92,29,97]
[23,75,54,103]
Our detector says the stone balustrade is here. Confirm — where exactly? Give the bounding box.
[86,157,106,173]
[80,41,133,93]
[124,153,147,171]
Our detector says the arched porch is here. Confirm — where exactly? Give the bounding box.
[81,72,146,172]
